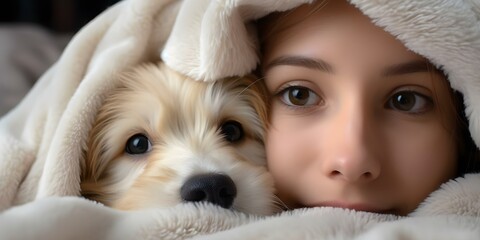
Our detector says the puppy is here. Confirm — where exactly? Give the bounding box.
[80,62,275,215]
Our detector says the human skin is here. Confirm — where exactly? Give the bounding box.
[261,0,458,216]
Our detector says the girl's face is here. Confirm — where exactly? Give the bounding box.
[262,0,458,216]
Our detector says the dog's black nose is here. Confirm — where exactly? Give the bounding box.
[180,173,237,209]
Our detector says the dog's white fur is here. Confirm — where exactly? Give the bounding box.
[80,62,275,215]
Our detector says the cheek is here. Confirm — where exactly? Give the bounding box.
[266,109,308,172]
[390,123,457,174]
[266,127,296,204]
[265,111,314,205]
[388,124,457,206]
[266,125,296,179]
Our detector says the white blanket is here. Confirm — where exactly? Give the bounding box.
[0,174,479,239]
[1,0,480,239]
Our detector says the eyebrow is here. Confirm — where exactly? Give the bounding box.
[382,60,436,77]
[264,55,334,73]
[265,56,437,77]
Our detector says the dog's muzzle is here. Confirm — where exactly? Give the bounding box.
[180,173,237,209]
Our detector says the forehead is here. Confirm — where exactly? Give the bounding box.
[262,0,423,72]
[112,70,257,137]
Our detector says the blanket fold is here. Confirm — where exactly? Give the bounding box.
[1,174,479,240]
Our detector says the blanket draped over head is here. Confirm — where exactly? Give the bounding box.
[1,0,480,239]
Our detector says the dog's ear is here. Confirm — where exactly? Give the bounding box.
[247,75,270,129]
[80,91,125,201]
[80,76,129,190]
[84,113,109,181]
[80,111,107,200]
[235,74,271,138]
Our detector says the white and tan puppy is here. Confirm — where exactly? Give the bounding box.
[80,62,276,215]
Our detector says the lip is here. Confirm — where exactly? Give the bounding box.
[315,201,392,214]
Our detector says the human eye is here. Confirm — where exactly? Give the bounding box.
[277,85,322,107]
[386,90,433,114]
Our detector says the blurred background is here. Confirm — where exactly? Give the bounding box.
[2,0,121,33]
[0,0,121,116]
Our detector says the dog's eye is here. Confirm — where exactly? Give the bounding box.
[220,121,244,142]
[125,134,152,154]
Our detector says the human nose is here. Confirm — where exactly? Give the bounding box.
[322,99,381,183]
